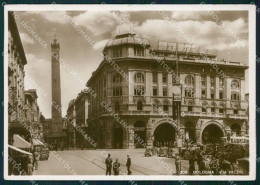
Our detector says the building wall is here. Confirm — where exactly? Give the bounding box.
[8,12,28,144]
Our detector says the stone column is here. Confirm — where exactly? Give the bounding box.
[196,129,201,144]
[146,72,152,104]
[226,77,231,108]
[146,119,153,146]
[106,123,112,148]
[168,73,173,96]
[241,121,247,136]
[158,73,163,96]
[195,74,201,105]
[128,71,135,104]
[128,123,135,149]
[240,79,245,101]
[215,76,219,99]
[206,76,211,99]
[123,127,128,149]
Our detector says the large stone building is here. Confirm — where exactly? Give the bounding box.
[8,11,44,148]
[8,11,29,145]
[86,33,248,149]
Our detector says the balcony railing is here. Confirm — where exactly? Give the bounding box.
[183,111,225,118]
[227,114,248,119]
[128,110,151,115]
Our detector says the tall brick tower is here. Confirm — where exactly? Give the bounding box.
[51,35,63,142]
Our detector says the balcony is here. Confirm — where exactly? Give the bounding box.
[183,111,225,118]
[127,110,151,115]
[227,114,248,119]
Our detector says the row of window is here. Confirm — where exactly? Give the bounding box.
[112,72,240,91]
[130,85,240,100]
[112,46,145,58]
[110,73,240,100]
[113,102,239,115]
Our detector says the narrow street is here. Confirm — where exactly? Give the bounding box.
[33,149,193,175]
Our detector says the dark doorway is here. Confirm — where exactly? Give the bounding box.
[113,123,123,148]
[154,123,175,147]
[202,124,224,144]
[231,124,241,136]
[134,121,146,148]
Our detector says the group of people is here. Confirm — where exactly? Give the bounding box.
[9,147,40,176]
[186,147,242,175]
[105,154,131,175]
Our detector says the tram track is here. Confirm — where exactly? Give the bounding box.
[74,150,166,175]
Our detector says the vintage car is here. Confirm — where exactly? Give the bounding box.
[144,146,158,157]
[166,147,174,158]
[158,147,168,157]
[39,146,49,161]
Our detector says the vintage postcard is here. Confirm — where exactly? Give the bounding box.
[3,4,256,181]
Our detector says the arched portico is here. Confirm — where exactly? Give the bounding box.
[152,119,178,147]
[200,121,225,144]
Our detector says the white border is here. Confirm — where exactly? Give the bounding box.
[3,4,256,181]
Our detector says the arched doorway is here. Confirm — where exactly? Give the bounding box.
[202,124,224,144]
[185,122,196,144]
[154,123,175,147]
[231,124,241,136]
[112,123,123,148]
[134,121,146,148]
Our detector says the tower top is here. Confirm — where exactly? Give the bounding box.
[53,33,57,42]
[51,33,60,50]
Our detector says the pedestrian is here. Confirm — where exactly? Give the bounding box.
[113,159,120,175]
[28,154,34,172]
[105,154,112,175]
[27,159,34,175]
[220,159,233,175]
[175,154,181,175]
[196,149,203,172]
[188,152,195,175]
[32,149,36,169]
[34,150,40,170]
[232,160,239,172]
[126,155,131,175]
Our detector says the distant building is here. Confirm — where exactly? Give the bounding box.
[66,89,90,148]
[66,99,76,147]
[87,33,248,149]
[24,89,44,142]
[43,118,52,142]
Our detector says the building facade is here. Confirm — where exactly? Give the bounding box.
[8,11,29,145]
[8,11,45,150]
[87,33,248,149]
[24,89,44,142]
[65,89,90,148]
[66,99,76,147]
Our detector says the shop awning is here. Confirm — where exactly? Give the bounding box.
[8,145,32,155]
[37,140,44,145]
[32,139,44,146]
[13,134,31,148]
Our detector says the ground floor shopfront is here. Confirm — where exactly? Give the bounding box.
[90,115,248,149]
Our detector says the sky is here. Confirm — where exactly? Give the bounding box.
[14,10,249,118]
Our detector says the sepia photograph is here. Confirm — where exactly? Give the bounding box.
[3,4,256,181]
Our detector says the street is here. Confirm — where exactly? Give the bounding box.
[33,149,194,175]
